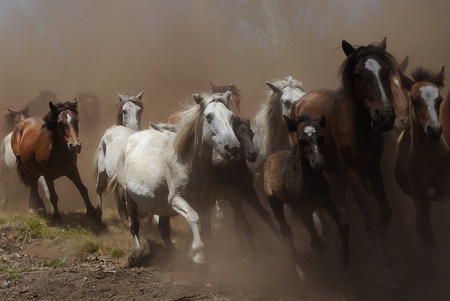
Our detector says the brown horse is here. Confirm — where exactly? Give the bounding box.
[11,100,99,224]
[76,92,100,129]
[391,55,410,132]
[264,114,350,280]
[440,89,450,146]
[291,38,397,283]
[24,90,57,118]
[395,66,447,253]
[165,81,242,124]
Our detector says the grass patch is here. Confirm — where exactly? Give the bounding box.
[42,259,68,268]
[108,248,126,258]
[78,240,102,255]
[7,267,37,281]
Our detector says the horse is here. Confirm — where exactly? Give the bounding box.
[11,99,99,224]
[440,89,450,146]
[248,76,306,206]
[165,81,242,124]
[111,91,240,266]
[290,38,398,283]
[24,90,57,118]
[76,92,101,129]
[93,91,144,217]
[395,66,447,253]
[264,114,350,280]
[391,55,410,132]
[0,108,50,210]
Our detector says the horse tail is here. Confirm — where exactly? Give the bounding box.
[92,147,99,182]
[114,184,131,227]
[15,158,30,188]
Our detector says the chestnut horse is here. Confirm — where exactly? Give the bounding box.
[395,66,447,253]
[11,100,99,224]
[264,114,350,280]
[291,38,397,283]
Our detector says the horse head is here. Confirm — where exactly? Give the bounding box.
[117,91,144,130]
[233,116,257,162]
[283,113,326,172]
[341,37,397,131]
[400,66,445,141]
[267,76,306,118]
[391,55,410,132]
[48,99,82,154]
[210,81,242,116]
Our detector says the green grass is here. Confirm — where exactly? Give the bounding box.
[42,259,69,268]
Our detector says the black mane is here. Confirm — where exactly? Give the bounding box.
[411,66,445,88]
[43,101,78,131]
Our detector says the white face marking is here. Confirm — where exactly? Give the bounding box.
[365,58,389,106]
[420,85,439,122]
[304,126,316,137]
[66,112,72,123]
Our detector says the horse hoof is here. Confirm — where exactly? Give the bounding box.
[191,251,207,267]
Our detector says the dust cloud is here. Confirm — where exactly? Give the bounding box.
[1,0,450,300]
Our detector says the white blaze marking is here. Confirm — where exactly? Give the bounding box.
[66,113,72,123]
[420,86,439,122]
[304,126,316,137]
[365,58,389,106]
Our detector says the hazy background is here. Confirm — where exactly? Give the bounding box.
[1,1,450,300]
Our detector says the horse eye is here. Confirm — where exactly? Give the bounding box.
[206,114,213,122]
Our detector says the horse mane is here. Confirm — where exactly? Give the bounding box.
[173,92,230,159]
[338,42,398,103]
[410,66,445,88]
[116,94,144,126]
[3,107,30,133]
[211,84,242,98]
[253,77,305,149]
[42,101,78,131]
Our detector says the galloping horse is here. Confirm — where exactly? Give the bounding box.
[264,114,350,280]
[111,91,240,266]
[0,108,49,210]
[76,92,101,129]
[11,100,99,224]
[93,91,144,217]
[291,38,397,282]
[24,90,57,117]
[395,66,447,252]
[248,76,306,204]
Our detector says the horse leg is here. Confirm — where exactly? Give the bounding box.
[367,163,392,236]
[299,209,331,264]
[171,195,206,266]
[157,216,175,253]
[37,176,50,203]
[95,148,108,217]
[214,200,224,230]
[125,193,140,248]
[312,209,333,246]
[347,169,392,283]
[411,188,437,253]
[328,169,351,221]
[66,168,100,223]
[228,198,255,252]
[321,196,350,266]
[43,177,61,224]
[267,195,305,281]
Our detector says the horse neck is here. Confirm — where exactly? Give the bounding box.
[408,108,433,152]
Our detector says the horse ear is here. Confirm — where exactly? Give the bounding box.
[49,101,56,111]
[432,66,445,88]
[136,90,144,100]
[377,37,387,51]
[7,108,13,113]
[398,55,409,73]
[342,40,355,57]
[222,91,232,102]
[399,70,414,91]
[209,81,216,90]
[72,97,78,105]
[118,92,125,102]
[283,115,297,132]
[193,93,203,104]
[266,81,282,94]
[229,81,235,86]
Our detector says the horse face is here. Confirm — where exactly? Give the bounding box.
[203,99,240,162]
[296,116,326,172]
[355,56,395,131]
[279,85,306,117]
[233,118,257,162]
[390,72,409,132]
[121,101,142,131]
[410,82,443,141]
[58,110,82,154]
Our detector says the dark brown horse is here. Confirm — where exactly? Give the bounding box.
[11,100,99,224]
[24,90,57,117]
[395,66,447,253]
[291,38,397,283]
[264,114,350,280]
[76,92,100,129]
[165,81,242,124]
[440,89,450,146]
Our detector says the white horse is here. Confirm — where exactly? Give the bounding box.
[0,108,49,211]
[111,91,240,266]
[93,91,144,217]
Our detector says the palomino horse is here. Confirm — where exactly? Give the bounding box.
[11,100,99,224]
[291,38,398,283]
[248,76,306,205]
[76,92,101,129]
[264,114,350,280]
[111,91,240,266]
[395,66,447,252]
[0,108,50,210]
[165,81,242,124]
[24,90,57,117]
[93,91,144,217]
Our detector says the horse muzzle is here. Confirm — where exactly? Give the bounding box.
[222,144,241,162]
[68,141,82,154]
[245,151,257,163]
[372,107,395,132]
[426,124,442,141]
[310,156,326,173]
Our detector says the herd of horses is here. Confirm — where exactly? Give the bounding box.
[1,37,449,286]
